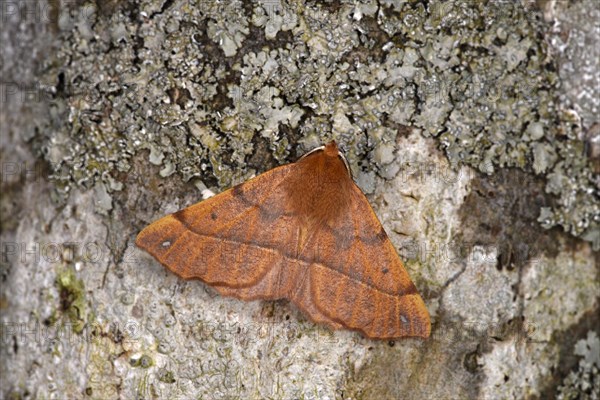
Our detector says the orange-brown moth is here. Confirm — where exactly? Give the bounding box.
[136,141,431,339]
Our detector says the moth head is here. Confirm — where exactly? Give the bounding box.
[300,141,352,177]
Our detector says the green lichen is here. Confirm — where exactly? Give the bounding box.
[39,0,598,244]
[130,354,154,369]
[55,267,87,334]
[157,369,176,384]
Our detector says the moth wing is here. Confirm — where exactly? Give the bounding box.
[136,164,301,291]
[296,184,431,339]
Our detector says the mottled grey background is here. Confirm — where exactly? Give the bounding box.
[1,0,598,399]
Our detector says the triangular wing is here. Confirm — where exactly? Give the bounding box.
[292,183,431,339]
[136,164,300,291]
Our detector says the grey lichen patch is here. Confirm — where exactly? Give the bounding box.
[252,0,298,40]
[37,0,598,245]
[557,331,600,399]
[206,0,249,57]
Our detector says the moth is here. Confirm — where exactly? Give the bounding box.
[136,141,430,339]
